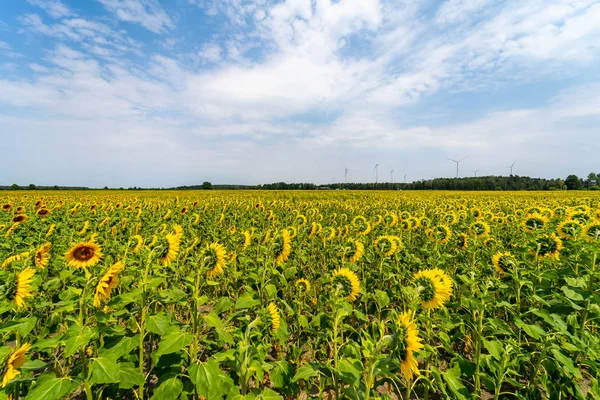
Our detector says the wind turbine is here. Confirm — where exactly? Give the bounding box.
[374,164,380,183]
[474,170,479,177]
[448,156,468,178]
[508,160,516,176]
[404,174,407,184]
[390,168,395,183]
[344,166,349,183]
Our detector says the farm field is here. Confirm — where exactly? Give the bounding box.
[1,190,599,400]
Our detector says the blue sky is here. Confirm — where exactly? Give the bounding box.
[1,0,599,187]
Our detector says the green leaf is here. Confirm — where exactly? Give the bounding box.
[515,319,545,340]
[63,326,97,357]
[551,348,582,379]
[0,317,37,338]
[292,363,319,382]
[146,312,172,336]
[258,388,283,400]
[374,290,390,308]
[118,362,145,389]
[21,359,47,370]
[270,361,292,389]
[483,339,503,361]
[99,335,139,361]
[337,358,361,386]
[150,375,183,400]
[561,286,584,301]
[235,292,260,309]
[189,359,234,399]
[213,297,235,314]
[23,374,75,400]
[153,326,193,360]
[443,363,468,400]
[89,357,121,385]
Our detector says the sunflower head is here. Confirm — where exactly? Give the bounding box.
[469,221,490,238]
[266,302,281,333]
[456,233,468,250]
[374,235,398,257]
[532,233,563,260]
[492,251,516,274]
[273,230,292,264]
[584,223,600,242]
[390,310,423,381]
[413,269,452,309]
[11,214,27,224]
[522,213,546,233]
[65,242,103,268]
[1,203,12,211]
[344,239,365,263]
[203,242,227,278]
[429,225,452,244]
[295,278,311,294]
[332,267,360,302]
[1,343,32,388]
[556,220,583,239]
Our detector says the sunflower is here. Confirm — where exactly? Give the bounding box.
[1,203,12,211]
[428,225,452,244]
[532,233,563,260]
[1,343,32,388]
[46,224,56,237]
[456,233,468,250]
[266,302,281,333]
[373,235,398,257]
[556,220,583,239]
[274,230,292,264]
[522,213,547,233]
[36,208,50,217]
[10,214,27,224]
[332,267,361,302]
[132,235,144,253]
[583,223,600,242]
[296,278,311,294]
[65,242,103,268]
[483,237,496,248]
[15,268,35,308]
[2,252,29,269]
[345,239,365,263]
[469,221,490,238]
[392,310,424,380]
[492,251,515,274]
[93,261,124,307]
[158,232,181,266]
[413,269,452,309]
[203,242,227,278]
[34,242,52,268]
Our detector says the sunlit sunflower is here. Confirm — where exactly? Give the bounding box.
[2,252,29,269]
[332,267,361,302]
[469,221,490,238]
[93,261,124,307]
[295,278,311,294]
[65,242,103,268]
[556,220,583,240]
[483,237,496,248]
[158,232,181,266]
[1,203,12,211]
[583,223,600,242]
[15,268,35,308]
[274,229,292,264]
[531,233,563,260]
[132,235,144,253]
[10,214,27,224]
[202,242,227,278]
[413,269,452,309]
[428,225,452,244]
[392,310,424,381]
[345,239,365,263]
[45,224,56,238]
[36,208,50,217]
[266,302,281,333]
[492,251,515,274]
[34,242,52,268]
[1,343,32,388]
[373,235,398,257]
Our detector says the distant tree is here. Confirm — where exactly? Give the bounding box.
[52,185,59,190]
[104,186,109,190]
[10,184,19,190]
[202,181,213,190]
[27,184,37,190]
[565,175,583,190]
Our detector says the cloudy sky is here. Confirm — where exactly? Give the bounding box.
[1,0,599,187]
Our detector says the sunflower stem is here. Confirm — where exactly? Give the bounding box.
[580,252,597,330]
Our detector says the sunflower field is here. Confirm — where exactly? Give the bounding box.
[1,190,599,399]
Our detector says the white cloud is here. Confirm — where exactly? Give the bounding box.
[26,0,73,19]
[197,43,222,63]
[97,0,173,34]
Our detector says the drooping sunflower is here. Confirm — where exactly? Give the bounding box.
[65,241,103,268]
[10,214,27,224]
[274,229,292,264]
[15,268,35,308]
[532,233,563,260]
[428,225,452,244]
[46,224,56,237]
[345,239,365,264]
[295,278,311,294]
[202,242,227,278]
[36,208,50,217]
[413,269,452,309]
[1,203,12,211]
[392,310,424,381]
[34,242,52,268]
[2,252,29,269]
[158,232,181,266]
[266,302,281,333]
[93,261,124,307]
[1,343,32,388]
[132,235,144,253]
[332,267,361,302]
[492,251,516,274]
[556,220,583,240]
[456,233,468,250]
[469,221,490,238]
[583,223,600,242]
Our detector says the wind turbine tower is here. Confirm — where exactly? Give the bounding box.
[474,170,479,177]
[374,164,380,184]
[509,160,517,176]
[344,166,349,183]
[390,168,394,183]
[448,156,468,178]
